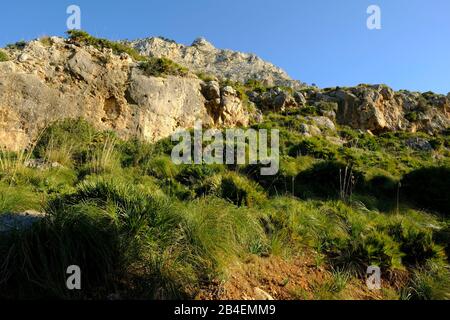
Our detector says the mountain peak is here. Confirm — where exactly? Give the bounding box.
[191,37,216,50]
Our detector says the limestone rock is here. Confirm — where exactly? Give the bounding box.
[253,287,274,300]
[0,210,46,233]
[405,138,433,151]
[129,37,302,88]
[308,116,336,131]
[0,37,251,150]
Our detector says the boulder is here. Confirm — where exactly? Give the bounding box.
[405,138,433,151]
[0,210,46,233]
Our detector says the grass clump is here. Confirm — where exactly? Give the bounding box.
[34,118,96,167]
[208,172,267,207]
[0,50,9,62]
[67,30,147,61]
[139,57,188,77]
[401,166,450,215]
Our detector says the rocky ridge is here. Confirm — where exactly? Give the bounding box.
[128,37,301,88]
[0,34,449,151]
[0,36,251,150]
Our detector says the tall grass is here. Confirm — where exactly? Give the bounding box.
[83,134,120,175]
[0,148,34,183]
[180,197,268,276]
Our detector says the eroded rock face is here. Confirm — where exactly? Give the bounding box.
[129,37,302,89]
[248,84,449,134]
[0,37,251,150]
[326,85,450,133]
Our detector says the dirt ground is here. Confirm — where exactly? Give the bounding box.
[196,252,397,300]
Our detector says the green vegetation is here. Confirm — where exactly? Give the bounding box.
[67,30,147,61]
[39,36,52,47]
[0,112,449,300]
[139,57,188,77]
[0,50,9,62]
[66,30,190,77]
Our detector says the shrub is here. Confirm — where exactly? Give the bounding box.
[402,261,450,300]
[0,203,122,299]
[5,41,26,50]
[139,57,188,77]
[176,164,224,186]
[67,30,146,61]
[294,161,364,199]
[384,220,443,266]
[289,138,338,160]
[146,155,180,180]
[118,138,154,167]
[218,172,266,207]
[0,50,9,62]
[366,173,398,198]
[244,155,315,196]
[39,37,52,47]
[34,118,97,166]
[401,166,450,215]
[180,197,267,274]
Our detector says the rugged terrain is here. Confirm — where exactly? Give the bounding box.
[0,32,449,300]
[0,32,448,150]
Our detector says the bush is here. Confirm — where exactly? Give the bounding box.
[176,164,224,186]
[146,155,180,180]
[118,138,154,167]
[289,138,338,160]
[384,220,443,266]
[0,203,122,299]
[294,161,364,199]
[67,30,146,61]
[401,166,450,215]
[181,197,268,273]
[34,118,96,166]
[43,177,197,299]
[402,261,450,300]
[218,172,266,207]
[139,57,188,77]
[366,174,398,198]
[0,50,9,62]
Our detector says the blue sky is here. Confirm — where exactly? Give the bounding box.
[1,0,449,93]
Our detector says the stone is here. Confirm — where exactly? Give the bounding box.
[18,53,30,62]
[253,287,274,300]
[273,91,298,111]
[130,37,302,88]
[0,61,16,73]
[0,210,46,233]
[294,91,307,105]
[67,50,100,82]
[308,116,336,131]
[0,37,252,150]
[201,81,221,100]
[405,138,433,151]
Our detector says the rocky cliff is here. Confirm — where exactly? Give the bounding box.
[0,34,449,151]
[129,37,301,88]
[0,36,251,150]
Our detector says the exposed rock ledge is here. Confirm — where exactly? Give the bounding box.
[0,37,251,150]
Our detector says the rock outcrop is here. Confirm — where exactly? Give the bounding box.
[249,84,450,134]
[0,35,449,151]
[0,37,251,150]
[129,37,301,88]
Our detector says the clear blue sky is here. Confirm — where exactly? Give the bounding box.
[1,0,449,93]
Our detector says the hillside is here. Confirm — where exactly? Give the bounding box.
[0,31,449,300]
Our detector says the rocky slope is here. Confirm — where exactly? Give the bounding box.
[252,84,450,134]
[0,34,449,150]
[129,37,301,88]
[0,36,251,150]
